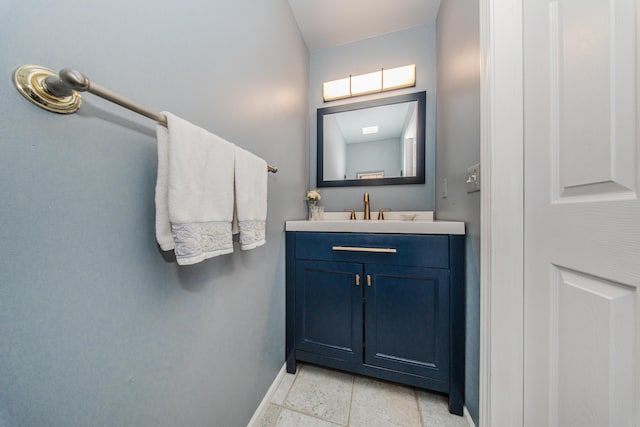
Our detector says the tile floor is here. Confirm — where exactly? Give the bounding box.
[253,363,470,427]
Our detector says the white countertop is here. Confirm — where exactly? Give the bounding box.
[285,219,465,235]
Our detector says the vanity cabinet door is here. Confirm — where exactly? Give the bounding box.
[364,264,450,383]
[295,260,363,365]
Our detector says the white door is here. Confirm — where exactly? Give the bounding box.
[523,0,640,426]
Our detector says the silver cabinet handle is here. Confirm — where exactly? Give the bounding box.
[332,246,397,254]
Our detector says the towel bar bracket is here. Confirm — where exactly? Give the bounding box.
[13,65,82,114]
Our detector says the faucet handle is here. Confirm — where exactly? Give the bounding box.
[377,208,391,220]
[344,209,357,220]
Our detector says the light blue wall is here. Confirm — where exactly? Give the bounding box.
[436,0,481,424]
[346,138,401,179]
[309,25,436,212]
[0,1,308,426]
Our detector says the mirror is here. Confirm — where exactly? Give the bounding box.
[317,91,426,187]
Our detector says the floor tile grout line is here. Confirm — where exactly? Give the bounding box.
[267,401,354,427]
[272,405,283,427]
[346,374,355,427]
[270,367,288,401]
[278,363,353,426]
[414,388,426,427]
[263,362,301,426]
[253,365,293,426]
[274,404,346,426]
[278,362,302,408]
[270,363,302,426]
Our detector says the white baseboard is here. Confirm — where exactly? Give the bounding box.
[464,406,477,427]
[246,363,287,427]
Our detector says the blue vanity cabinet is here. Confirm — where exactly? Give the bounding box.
[285,231,465,416]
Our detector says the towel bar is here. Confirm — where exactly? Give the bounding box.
[12,65,278,173]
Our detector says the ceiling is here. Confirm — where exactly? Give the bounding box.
[287,0,442,51]
[333,101,415,145]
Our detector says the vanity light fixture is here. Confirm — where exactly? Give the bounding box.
[362,125,378,135]
[322,64,416,102]
[351,70,383,97]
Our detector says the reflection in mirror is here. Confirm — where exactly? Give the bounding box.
[317,91,426,187]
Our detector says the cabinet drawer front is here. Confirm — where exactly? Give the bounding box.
[295,232,449,269]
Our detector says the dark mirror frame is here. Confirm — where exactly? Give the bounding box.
[317,91,426,188]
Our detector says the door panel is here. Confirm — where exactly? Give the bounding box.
[554,0,637,198]
[551,267,635,426]
[524,0,639,425]
[364,264,449,382]
[295,260,363,363]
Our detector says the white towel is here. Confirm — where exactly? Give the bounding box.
[155,112,236,265]
[233,146,268,250]
[155,124,174,251]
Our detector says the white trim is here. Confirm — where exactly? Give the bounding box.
[479,0,525,426]
[464,406,477,427]
[479,1,492,423]
[246,363,287,427]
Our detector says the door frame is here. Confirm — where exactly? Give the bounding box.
[479,0,525,426]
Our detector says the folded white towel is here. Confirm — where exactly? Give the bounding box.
[156,112,236,265]
[233,146,268,250]
[155,124,174,251]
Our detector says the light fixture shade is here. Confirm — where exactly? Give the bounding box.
[322,64,416,102]
[350,70,382,96]
[323,77,351,101]
[383,64,416,90]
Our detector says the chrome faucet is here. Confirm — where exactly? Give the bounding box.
[363,192,371,220]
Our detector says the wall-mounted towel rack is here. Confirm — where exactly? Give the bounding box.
[12,65,278,173]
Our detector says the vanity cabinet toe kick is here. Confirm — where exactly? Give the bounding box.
[285,231,465,416]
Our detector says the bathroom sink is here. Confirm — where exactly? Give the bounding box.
[285,211,465,234]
